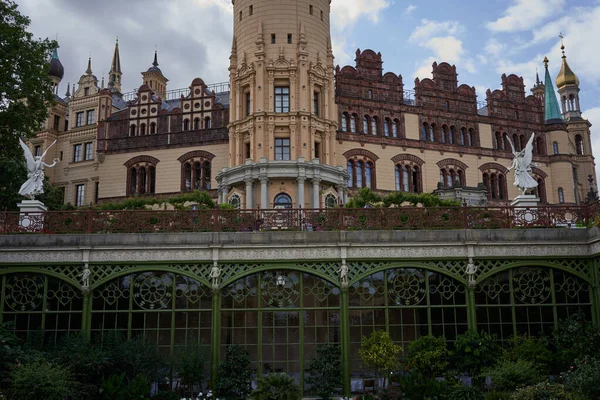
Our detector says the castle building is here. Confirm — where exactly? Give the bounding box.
[30,3,595,208]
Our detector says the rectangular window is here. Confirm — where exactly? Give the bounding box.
[75,184,85,207]
[94,182,99,204]
[313,92,319,116]
[274,86,290,113]
[320,10,323,20]
[84,142,93,160]
[64,119,69,131]
[249,5,253,15]
[53,115,60,131]
[59,151,63,161]
[34,145,41,157]
[309,4,313,15]
[245,92,251,116]
[245,142,251,159]
[73,144,82,162]
[75,112,84,127]
[271,34,276,44]
[84,87,89,96]
[86,109,95,125]
[314,142,321,160]
[239,10,242,21]
[287,34,292,44]
[275,138,290,161]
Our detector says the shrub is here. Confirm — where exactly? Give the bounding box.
[379,385,403,400]
[0,323,21,386]
[153,390,181,400]
[553,313,600,371]
[503,335,553,374]
[125,373,151,400]
[452,331,500,377]
[483,391,512,400]
[250,373,301,400]
[176,343,207,397]
[395,370,450,399]
[10,361,76,400]
[345,188,383,208]
[512,381,577,400]
[482,359,543,392]
[102,333,166,383]
[359,330,402,388]
[448,385,484,400]
[405,335,450,378]
[564,357,600,399]
[215,344,254,400]
[304,344,342,400]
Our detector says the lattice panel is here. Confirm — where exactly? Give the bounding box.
[221,276,258,303]
[91,264,135,287]
[552,259,592,280]
[169,263,213,284]
[40,265,82,284]
[349,276,385,302]
[420,260,466,281]
[295,262,340,282]
[220,263,266,283]
[348,261,392,282]
[475,260,515,281]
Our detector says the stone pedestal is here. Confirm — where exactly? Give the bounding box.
[17,200,47,231]
[511,194,540,225]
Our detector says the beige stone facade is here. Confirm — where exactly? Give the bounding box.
[29,1,596,208]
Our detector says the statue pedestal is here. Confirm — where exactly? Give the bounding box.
[510,195,540,225]
[17,200,47,232]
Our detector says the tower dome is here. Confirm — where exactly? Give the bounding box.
[556,43,579,89]
[49,48,64,79]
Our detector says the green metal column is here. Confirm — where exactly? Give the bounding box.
[466,286,477,331]
[340,288,351,397]
[211,290,221,389]
[81,292,92,339]
[592,258,600,325]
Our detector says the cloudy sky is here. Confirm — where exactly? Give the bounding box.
[16,0,600,176]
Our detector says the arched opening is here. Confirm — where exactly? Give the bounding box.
[204,117,211,129]
[194,118,201,130]
[183,119,190,131]
[274,193,293,209]
[130,124,136,137]
[139,123,146,136]
[341,113,348,131]
[575,135,584,155]
[150,122,156,135]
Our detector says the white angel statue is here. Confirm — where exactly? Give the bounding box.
[18,138,59,200]
[507,133,538,195]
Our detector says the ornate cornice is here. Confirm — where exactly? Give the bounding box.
[123,155,160,168]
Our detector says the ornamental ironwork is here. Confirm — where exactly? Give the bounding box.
[513,268,551,304]
[388,268,426,305]
[133,273,172,310]
[430,276,465,300]
[5,275,44,311]
[94,281,129,305]
[261,271,300,308]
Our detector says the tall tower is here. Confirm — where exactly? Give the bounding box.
[218,0,346,209]
[48,48,64,95]
[556,40,581,120]
[108,38,122,94]
[531,70,545,103]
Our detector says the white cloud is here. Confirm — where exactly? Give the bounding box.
[424,37,464,63]
[413,57,437,80]
[484,38,507,57]
[409,19,462,43]
[404,5,417,16]
[487,0,565,32]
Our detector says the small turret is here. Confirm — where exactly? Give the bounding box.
[48,47,64,95]
[556,37,581,120]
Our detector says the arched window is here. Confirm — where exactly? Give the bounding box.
[139,123,146,136]
[228,194,241,209]
[535,137,544,155]
[503,134,511,152]
[519,135,526,152]
[129,124,136,137]
[533,177,547,203]
[274,193,292,208]
[125,156,159,196]
[179,153,214,191]
[441,125,448,144]
[395,164,420,193]
[347,157,376,189]
[204,116,211,129]
[429,124,435,142]
[575,134,584,155]
[449,126,456,145]
[460,127,467,145]
[422,123,429,141]
[512,134,520,151]
[553,142,559,155]
[495,132,503,150]
[183,119,190,131]
[341,113,348,131]
[325,194,338,208]
[393,119,399,138]
[384,118,390,137]
[558,187,565,203]
[194,118,201,130]
[150,122,156,134]
[363,116,369,134]
[371,117,378,135]
[350,114,357,133]
[482,170,508,201]
[440,168,463,188]
[468,128,474,147]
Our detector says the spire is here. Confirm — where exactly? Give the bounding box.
[86,56,92,74]
[536,68,540,85]
[556,37,580,89]
[153,50,159,67]
[543,57,563,124]
[65,82,71,98]
[110,38,121,73]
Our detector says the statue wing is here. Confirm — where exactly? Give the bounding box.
[40,140,57,160]
[18,138,35,172]
[523,132,535,166]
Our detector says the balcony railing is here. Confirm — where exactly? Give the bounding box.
[1,204,597,234]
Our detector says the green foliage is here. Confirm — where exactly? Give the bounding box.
[448,385,484,400]
[153,391,181,400]
[215,344,254,400]
[379,385,403,400]
[483,391,512,400]
[218,202,235,209]
[95,190,215,210]
[345,188,383,208]
[304,344,342,400]
[176,343,207,397]
[102,334,166,383]
[405,335,450,378]
[564,357,600,399]
[35,177,65,210]
[503,335,553,375]
[345,188,461,209]
[250,373,301,400]
[9,361,75,400]
[0,0,57,211]
[0,322,21,384]
[452,331,500,377]
[359,330,402,387]
[482,359,543,392]
[553,313,600,371]
[100,373,126,400]
[124,374,151,400]
[512,381,577,400]
[395,370,450,399]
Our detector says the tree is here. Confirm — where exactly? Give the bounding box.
[358,330,402,388]
[0,0,56,210]
[305,344,342,400]
[215,344,254,400]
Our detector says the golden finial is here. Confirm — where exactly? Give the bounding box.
[559,32,566,57]
[543,56,549,69]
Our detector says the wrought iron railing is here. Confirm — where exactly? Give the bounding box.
[121,81,230,102]
[0,204,597,234]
